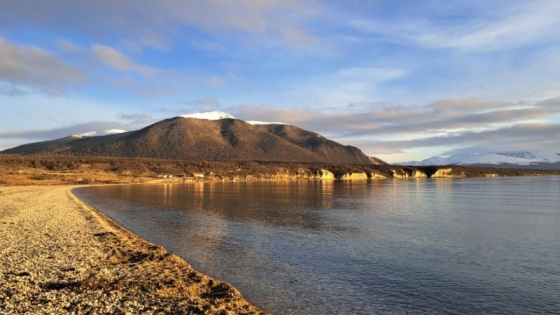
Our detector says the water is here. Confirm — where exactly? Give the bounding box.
[74,177,560,314]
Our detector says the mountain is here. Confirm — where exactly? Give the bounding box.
[397,152,560,168]
[2,112,375,165]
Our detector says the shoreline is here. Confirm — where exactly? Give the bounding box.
[0,185,266,314]
[3,154,559,187]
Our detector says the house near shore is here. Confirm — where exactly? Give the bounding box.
[193,172,205,179]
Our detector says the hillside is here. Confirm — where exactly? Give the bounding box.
[2,115,374,165]
[252,124,373,164]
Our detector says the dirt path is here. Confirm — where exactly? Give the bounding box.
[0,186,266,314]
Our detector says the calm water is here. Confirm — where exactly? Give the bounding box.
[74,177,560,314]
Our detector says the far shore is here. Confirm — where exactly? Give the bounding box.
[3,154,559,187]
[0,185,266,314]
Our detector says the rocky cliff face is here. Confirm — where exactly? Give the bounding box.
[391,168,428,178]
[317,169,336,180]
[339,172,369,180]
[431,168,466,178]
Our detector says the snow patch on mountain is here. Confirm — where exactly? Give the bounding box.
[72,129,126,138]
[247,120,287,125]
[180,111,235,120]
[179,111,287,125]
[105,129,127,134]
[397,152,560,166]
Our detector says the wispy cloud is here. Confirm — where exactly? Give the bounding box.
[0,36,87,95]
[370,122,560,155]
[351,1,560,52]
[92,44,159,76]
[156,98,225,116]
[418,2,560,51]
[287,66,407,108]
[117,113,155,125]
[236,97,556,135]
[0,0,322,50]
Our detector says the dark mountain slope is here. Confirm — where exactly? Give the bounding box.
[2,136,78,155]
[254,124,374,164]
[4,132,132,155]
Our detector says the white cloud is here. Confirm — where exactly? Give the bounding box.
[92,45,132,71]
[352,1,560,52]
[92,44,159,76]
[56,38,81,52]
[416,15,559,51]
[0,0,323,50]
[117,113,155,125]
[287,66,407,108]
[160,0,322,46]
[0,36,86,95]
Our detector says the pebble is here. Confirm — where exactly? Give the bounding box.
[0,186,266,314]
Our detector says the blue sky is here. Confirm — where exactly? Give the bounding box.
[1,0,560,162]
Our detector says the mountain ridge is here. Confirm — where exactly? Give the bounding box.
[396,151,560,167]
[2,115,378,165]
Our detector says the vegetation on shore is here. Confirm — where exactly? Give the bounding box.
[1,154,559,186]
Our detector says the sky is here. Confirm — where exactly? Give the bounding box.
[1,0,560,163]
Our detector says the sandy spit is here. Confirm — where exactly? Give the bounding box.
[0,186,266,315]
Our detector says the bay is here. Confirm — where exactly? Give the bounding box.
[74,176,560,314]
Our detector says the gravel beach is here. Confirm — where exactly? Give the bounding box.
[0,186,266,314]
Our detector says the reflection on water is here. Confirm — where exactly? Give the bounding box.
[75,177,560,315]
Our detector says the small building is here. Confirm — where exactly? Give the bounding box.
[193,172,205,179]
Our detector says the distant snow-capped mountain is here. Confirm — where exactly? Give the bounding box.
[397,152,560,166]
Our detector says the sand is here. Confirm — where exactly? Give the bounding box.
[0,186,266,314]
